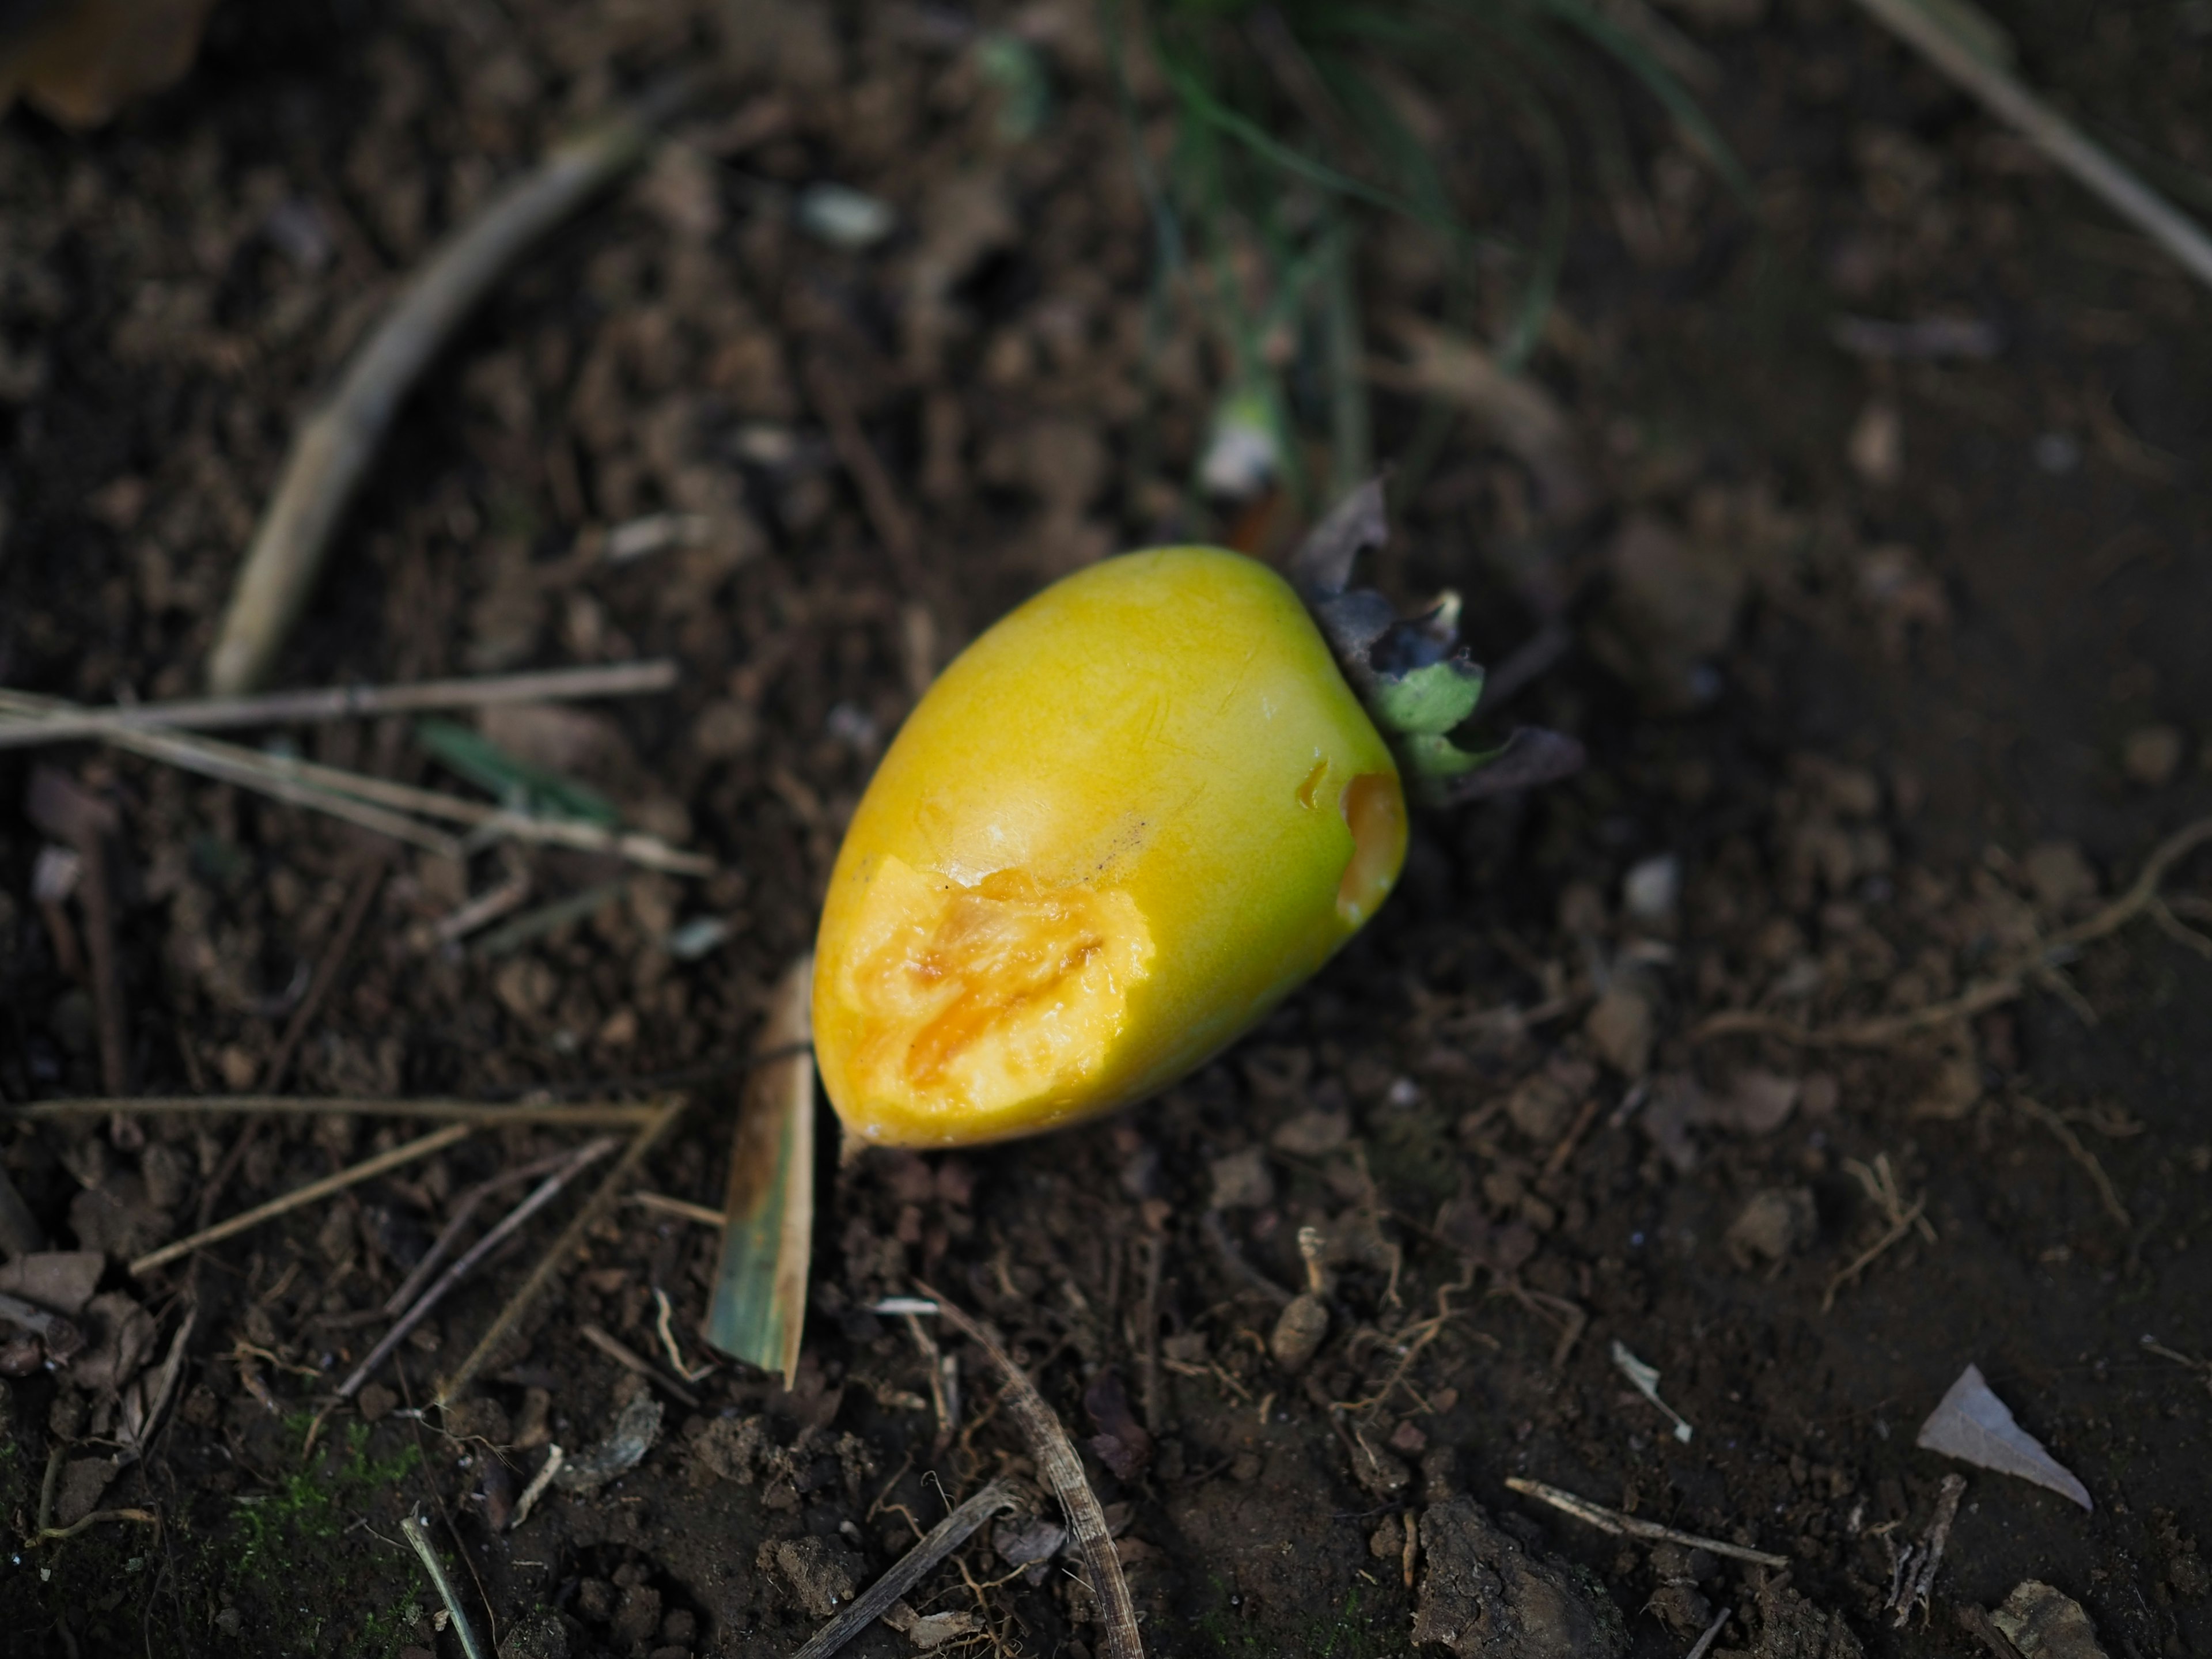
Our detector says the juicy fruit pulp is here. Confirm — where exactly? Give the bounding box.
[814,548,1407,1147]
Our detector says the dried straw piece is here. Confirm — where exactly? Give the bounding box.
[1503,1478,1790,1567]
[790,1479,1019,1659]
[921,1288,1146,1659]
[4,1096,665,1128]
[207,89,683,695]
[0,661,677,748]
[0,694,712,874]
[130,1122,475,1275]
[1850,0,2212,293]
[578,1322,700,1408]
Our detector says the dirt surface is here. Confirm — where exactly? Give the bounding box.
[2,2,2210,1657]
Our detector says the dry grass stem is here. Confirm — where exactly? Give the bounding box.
[339,1136,618,1398]
[385,1144,594,1317]
[1695,813,2212,1048]
[434,1098,685,1409]
[207,91,682,695]
[5,1096,666,1128]
[0,660,678,748]
[919,1288,1146,1659]
[789,1479,1020,1659]
[804,355,923,593]
[1503,1478,1790,1567]
[579,1321,702,1408]
[2013,1096,2133,1230]
[629,1191,726,1228]
[263,852,387,1093]
[130,1122,475,1275]
[1850,0,2212,294]
[0,695,465,857]
[26,700,710,874]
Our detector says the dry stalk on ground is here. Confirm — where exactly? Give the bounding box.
[919,1288,1146,1659]
[207,86,687,694]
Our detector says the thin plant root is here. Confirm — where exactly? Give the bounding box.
[1823,1153,1931,1312]
[919,1287,1146,1659]
[1694,813,2212,1048]
[2014,1096,2133,1230]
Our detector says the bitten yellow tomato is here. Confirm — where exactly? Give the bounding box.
[813,548,1407,1148]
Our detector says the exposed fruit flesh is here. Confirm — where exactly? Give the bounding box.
[832,857,1153,1125]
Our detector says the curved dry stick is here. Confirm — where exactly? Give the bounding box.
[207,86,684,695]
[918,1287,1145,1659]
[1694,813,2212,1048]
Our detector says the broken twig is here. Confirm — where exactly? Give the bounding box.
[208,88,685,695]
[1503,1478,1790,1567]
[1885,1474,1967,1627]
[790,1479,1020,1659]
[918,1289,1146,1659]
[131,1122,475,1275]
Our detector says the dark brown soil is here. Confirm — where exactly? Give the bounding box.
[2,2,2209,1657]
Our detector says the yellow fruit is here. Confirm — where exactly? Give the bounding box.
[813,547,1407,1147]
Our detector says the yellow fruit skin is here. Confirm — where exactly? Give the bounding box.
[813,547,1407,1147]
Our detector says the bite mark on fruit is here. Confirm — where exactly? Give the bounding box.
[836,857,1154,1124]
[1337,771,1405,925]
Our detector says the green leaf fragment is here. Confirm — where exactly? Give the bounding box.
[414,718,619,826]
[1369,658,1484,736]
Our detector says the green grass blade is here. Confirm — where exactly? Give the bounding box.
[1512,0,1753,204]
[704,955,815,1387]
[414,718,619,825]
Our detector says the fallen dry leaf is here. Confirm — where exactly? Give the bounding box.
[0,1249,104,1317]
[0,0,217,127]
[1916,1363,2092,1510]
